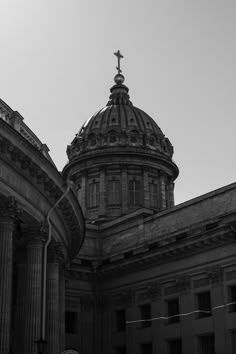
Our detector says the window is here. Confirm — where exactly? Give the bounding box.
[167,298,180,324]
[139,303,151,328]
[90,135,96,146]
[116,309,126,332]
[149,181,158,208]
[149,137,155,146]
[196,291,211,318]
[168,338,182,354]
[108,179,120,205]
[110,134,116,143]
[130,134,137,143]
[114,347,126,354]
[65,311,77,334]
[129,179,141,206]
[198,334,215,354]
[228,285,236,312]
[141,343,152,354]
[232,331,236,354]
[89,181,99,208]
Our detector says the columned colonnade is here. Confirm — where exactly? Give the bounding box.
[0,197,66,354]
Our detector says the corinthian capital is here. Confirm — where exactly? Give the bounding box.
[0,196,22,222]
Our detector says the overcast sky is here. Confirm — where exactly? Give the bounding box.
[1,0,235,205]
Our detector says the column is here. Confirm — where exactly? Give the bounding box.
[59,266,66,353]
[13,258,26,354]
[0,198,18,354]
[121,166,128,214]
[169,182,175,207]
[99,168,106,216]
[143,169,149,208]
[22,226,45,354]
[46,242,62,354]
[178,276,194,354]
[160,173,167,210]
[208,268,226,354]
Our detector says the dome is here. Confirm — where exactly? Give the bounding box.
[64,53,178,221]
[67,78,174,160]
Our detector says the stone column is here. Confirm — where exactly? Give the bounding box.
[121,166,128,214]
[169,182,175,207]
[22,226,45,354]
[46,242,63,354]
[0,197,19,354]
[13,258,26,354]
[79,174,87,215]
[208,267,226,354]
[160,172,167,210]
[143,169,149,208]
[99,168,106,216]
[59,266,66,353]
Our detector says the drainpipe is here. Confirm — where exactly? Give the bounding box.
[39,180,74,351]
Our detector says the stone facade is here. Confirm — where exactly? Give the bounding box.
[62,72,236,354]
[1,66,236,354]
[0,102,85,354]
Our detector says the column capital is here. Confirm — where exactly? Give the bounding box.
[0,196,22,222]
[47,240,65,263]
[22,223,47,246]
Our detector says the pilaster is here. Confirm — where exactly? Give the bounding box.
[21,225,46,354]
[121,166,128,214]
[0,197,20,354]
[160,172,167,210]
[46,242,64,354]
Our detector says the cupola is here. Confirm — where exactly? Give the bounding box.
[63,51,179,222]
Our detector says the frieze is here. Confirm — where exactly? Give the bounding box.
[226,270,236,281]
[114,289,135,308]
[206,266,223,284]
[175,274,191,292]
[80,295,95,311]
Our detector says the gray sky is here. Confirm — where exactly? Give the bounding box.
[1,0,236,204]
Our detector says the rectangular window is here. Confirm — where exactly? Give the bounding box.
[168,338,182,354]
[89,181,99,208]
[198,334,215,354]
[108,180,120,205]
[232,331,236,354]
[114,346,126,354]
[167,298,180,324]
[116,309,126,332]
[140,303,151,328]
[228,285,236,312]
[65,311,77,334]
[196,291,211,318]
[149,182,158,208]
[141,342,152,354]
[129,179,141,205]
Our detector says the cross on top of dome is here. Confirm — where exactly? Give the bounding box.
[114,50,125,85]
[114,50,123,75]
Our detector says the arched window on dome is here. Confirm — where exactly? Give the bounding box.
[108,178,120,205]
[129,178,141,206]
[110,134,117,143]
[149,180,158,208]
[89,180,99,208]
[90,134,97,147]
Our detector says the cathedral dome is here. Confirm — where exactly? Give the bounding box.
[64,52,178,221]
[67,76,174,160]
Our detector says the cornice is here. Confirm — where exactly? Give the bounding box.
[0,121,85,260]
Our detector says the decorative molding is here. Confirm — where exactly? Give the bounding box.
[175,274,191,292]
[114,289,135,308]
[206,266,223,284]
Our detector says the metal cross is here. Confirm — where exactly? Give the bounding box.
[114,50,124,74]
